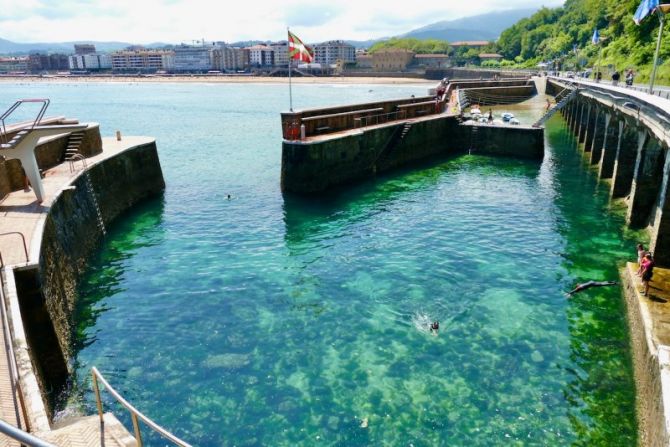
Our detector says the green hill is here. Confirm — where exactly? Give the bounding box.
[496,0,670,84]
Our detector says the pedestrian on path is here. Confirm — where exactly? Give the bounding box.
[637,243,646,276]
[641,253,655,296]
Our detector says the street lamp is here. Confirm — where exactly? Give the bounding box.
[650,4,670,93]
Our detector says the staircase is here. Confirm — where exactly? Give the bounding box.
[532,89,578,128]
[371,122,413,171]
[0,130,29,150]
[64,131,84,161]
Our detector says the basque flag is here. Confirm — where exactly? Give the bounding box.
[591,29,600,45]
[288,30,314,63]
[633,0,659,25]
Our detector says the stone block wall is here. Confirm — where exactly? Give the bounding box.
[38,141,165,361]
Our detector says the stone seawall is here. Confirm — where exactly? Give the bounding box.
[281,116,544,194]
[38,140,165,362]
[621,265,670,447]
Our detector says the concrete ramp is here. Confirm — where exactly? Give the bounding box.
[533,76,547,95]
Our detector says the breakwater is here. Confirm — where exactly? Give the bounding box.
[1,126,164,427]
[281,78,543,194]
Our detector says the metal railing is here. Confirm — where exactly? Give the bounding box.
[0,232,29,267]
[354,110,408,128]
[0,419,55,447]
[0,99,50,145]
[91,367,192,447]
[68,153,88,173]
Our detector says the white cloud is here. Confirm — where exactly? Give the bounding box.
[0,0,564,43]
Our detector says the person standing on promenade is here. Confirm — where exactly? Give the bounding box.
[487,109,493,124]
[636,244,646,276]
[612,70,620,86]
[626,69,635,87]
[641,253,655,296]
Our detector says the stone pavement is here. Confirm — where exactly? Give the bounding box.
[625,262,670,348]
[0,136,152,445]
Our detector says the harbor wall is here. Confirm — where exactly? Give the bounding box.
[38,140,165,364]
[281,115,544,193]
[621,265,670,447]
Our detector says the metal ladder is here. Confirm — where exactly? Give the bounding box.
[469,125,480,153]
[532,89,578,128]
[83,171,106,236]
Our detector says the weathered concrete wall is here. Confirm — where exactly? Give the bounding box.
[621,266,669,447]
[282,116,543,193]
[425,67,534,80]
[38,141,165,361]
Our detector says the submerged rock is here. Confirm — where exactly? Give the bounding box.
[202,353,250,370]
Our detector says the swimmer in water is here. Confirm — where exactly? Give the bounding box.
[566,280,618,296]
[430,321,439,335]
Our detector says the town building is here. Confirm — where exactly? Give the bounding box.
[68,53,112,71]
[211,46,249,71]
[173,45,213,72]
[111,50,175,72]
[247,45,274,67]
[479,53,504,62]
[74,44,97,55]
[371,49,415,71]
[0,57,28,73]
[413,54,450,68]
[27,53,69,72]
[355,53,372,69]
[314,40,355,66]
[269,41,289,67]
[450,41,490,50]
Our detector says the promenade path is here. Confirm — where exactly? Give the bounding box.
[0,136,152,446]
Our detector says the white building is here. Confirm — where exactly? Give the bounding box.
[314,40,355,66]
[247,45,274,67]
[269,41,289,67]
[68,53,112,70]
[110,50,174,71]
[173,45,213,72]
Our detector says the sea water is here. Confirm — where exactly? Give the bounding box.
[0,82,639,446]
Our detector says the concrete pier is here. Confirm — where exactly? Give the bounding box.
[598,115,619,179]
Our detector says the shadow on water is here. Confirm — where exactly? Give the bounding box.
[543,114,638,445]
[58,195,166,416]
[282,151,542,249]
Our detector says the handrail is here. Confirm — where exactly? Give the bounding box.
[0,232,29,266]
[0,419,55,447]
[0,99,50,145]
[91,367,192,447]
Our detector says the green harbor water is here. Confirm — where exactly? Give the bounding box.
[1,83,641,445]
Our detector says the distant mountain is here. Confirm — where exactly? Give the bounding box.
[402,8,538,42]
[0,38,170,55]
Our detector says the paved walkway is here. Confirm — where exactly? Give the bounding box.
[0,136,152,445]
[625,262,670,348]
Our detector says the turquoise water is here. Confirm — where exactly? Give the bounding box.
[0,83,639,445]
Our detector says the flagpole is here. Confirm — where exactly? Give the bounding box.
[288,27,293,111]
[649,9,665,93]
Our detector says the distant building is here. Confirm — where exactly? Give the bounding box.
[269,41,289,67]
[74,44,97,55]
[479,53,504,61]
[247,45,274,67]
[173,45,213,72]
[111,50,175,72]
[450,41,490,49]
[68,53,112,71]
[371,49,415,71]
[27,53,69,72]
[0,57,28,73]
[211,46,249,71]
[314,40,355,65]
[413,54,450,68]
[356,53,372,69]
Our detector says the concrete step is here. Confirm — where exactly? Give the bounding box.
[37,413,136,447]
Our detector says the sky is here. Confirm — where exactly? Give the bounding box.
[0,0,564,44]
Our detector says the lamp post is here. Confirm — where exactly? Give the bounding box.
[650,4,670,93]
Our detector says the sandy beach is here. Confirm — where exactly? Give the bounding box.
[0,74,435,85]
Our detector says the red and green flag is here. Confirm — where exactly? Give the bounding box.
[288,31,314,63]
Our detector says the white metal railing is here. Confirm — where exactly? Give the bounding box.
[91,367,192,447]
[0,419,55,447]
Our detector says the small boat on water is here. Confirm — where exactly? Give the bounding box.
[501,112,515,121]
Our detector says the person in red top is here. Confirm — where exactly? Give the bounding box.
[641,253,655,296]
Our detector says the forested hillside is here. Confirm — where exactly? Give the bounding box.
[496,0,670,83]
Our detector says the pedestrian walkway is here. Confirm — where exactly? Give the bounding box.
[625,262,670,347]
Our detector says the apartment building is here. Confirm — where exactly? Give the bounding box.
[269,41,289,67]
[314,40,355,65]
[27,53,69,72]
[211,46,249,71]
[371,49,415,71]
[247,45,274,67]
[111,50,175,71]
[173,45,213,72]
[0,57,28,73]
[68,53,112,70]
